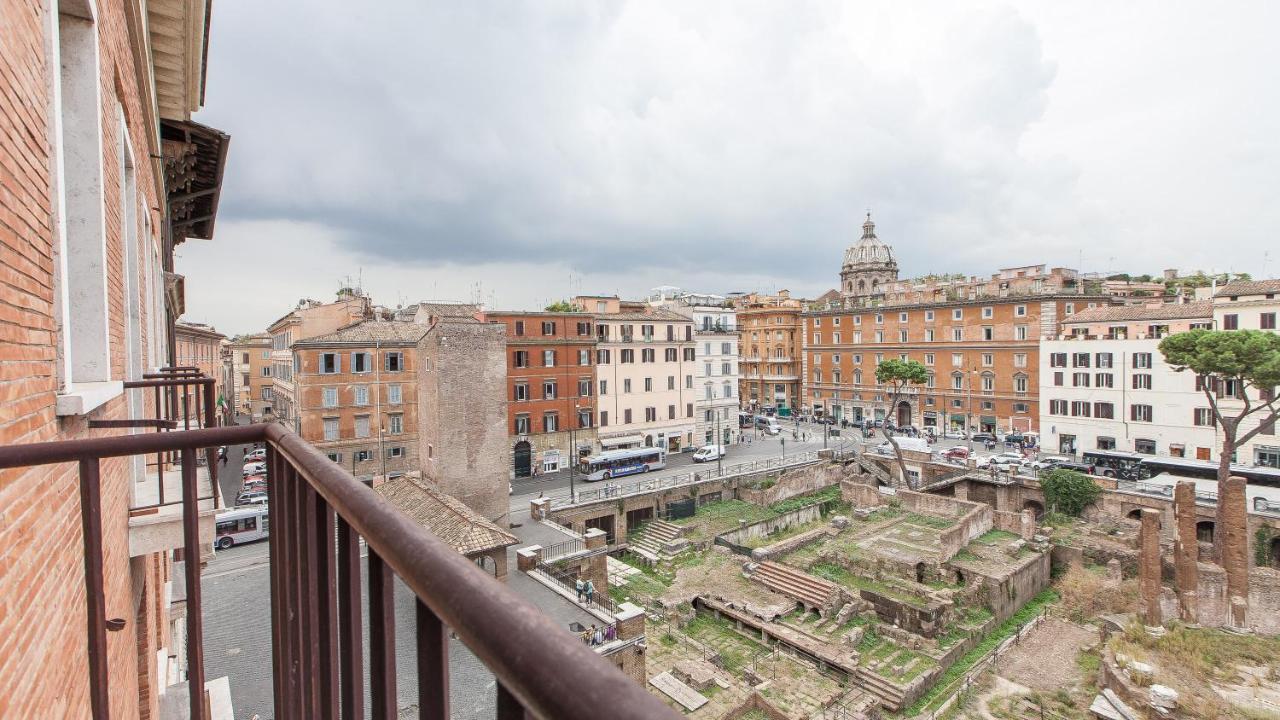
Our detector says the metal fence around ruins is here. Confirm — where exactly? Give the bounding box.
[551,451,823,508]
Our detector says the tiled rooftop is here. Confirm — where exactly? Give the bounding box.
[375,476,518,556]
[1063,300,1213,324]
[1214,279,1280,298]
[293,320,429,346]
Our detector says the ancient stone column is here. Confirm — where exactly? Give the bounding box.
[1220,476,1249,628]
[1139,508,1163,626]
[1173,482,1199,622]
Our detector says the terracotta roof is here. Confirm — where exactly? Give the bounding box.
[416,302,481,318]
[597,307,691,322]
[1063,300,1212,324]
[1214,279,1280,298]
[375,477,517,556]
[294,320,428,346]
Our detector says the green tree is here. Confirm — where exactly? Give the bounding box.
[1041,469,1101,516]
[1159,329,1280,486]
[875,358,930,489]
[544,300,580,312]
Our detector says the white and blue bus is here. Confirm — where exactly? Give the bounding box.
[579,447,666,481]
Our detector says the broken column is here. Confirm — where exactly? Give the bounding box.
[1220,476,1249,628]
[583,528,610,598]
[1139,508,1163,626]
[1173,481,1199,623]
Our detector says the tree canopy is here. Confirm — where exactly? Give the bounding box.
[1041,469,1101,516]
[876,358,930,386]
[544,300,580,312]
[1159,330,1280,391]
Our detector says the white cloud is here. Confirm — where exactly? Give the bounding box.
[185,0,1280,333]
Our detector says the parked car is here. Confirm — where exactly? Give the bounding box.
[692,445,727,463]
[242,462,266,477]
[942,429,966,440]
[235,491,268,507]
[970,432,1000,444]
[943,446,971,461]
[975,452,1023,469]
[1050,461,1094,475]
[245,448,266,461]
[1024,455,1070,471]
[1004,433,1026,446]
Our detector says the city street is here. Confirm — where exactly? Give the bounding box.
[508,422,862,511]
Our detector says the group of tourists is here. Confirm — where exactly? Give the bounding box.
[579,623,616,646]
[574,576,596,605]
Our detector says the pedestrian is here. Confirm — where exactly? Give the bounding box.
[593,625,604,646]
[605,624,616,642]
[575,577,585,603]
[584,579,595,605]
[581,628,592,644]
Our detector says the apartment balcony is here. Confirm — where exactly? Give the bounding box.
[0,385,675,720]
[761,374,799,381]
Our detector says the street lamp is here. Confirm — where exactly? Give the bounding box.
[703,381,723,475]
[569,405,583,503]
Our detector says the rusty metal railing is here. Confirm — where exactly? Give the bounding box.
[0,421,678,720]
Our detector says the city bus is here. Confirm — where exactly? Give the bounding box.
[1137,456,1280,487]
[579,447,666,481]
[214,506,269,550]
[1081,449,1146,479]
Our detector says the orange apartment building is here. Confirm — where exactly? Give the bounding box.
[484,311,598,478]
[803,215,1117,434]
[292,321,425,482]
[226,333,272,420]
[0,0,230,716]
[735,291,806,416]
[266,291,371,431]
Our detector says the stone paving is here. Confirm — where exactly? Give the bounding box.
[203,539,599,719]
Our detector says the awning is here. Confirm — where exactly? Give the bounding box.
[980,415,997,424]
[600,434,643,447]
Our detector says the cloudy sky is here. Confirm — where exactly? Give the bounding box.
[181,1,1280,335]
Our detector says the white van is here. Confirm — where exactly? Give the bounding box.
[755,416,781,435]
[692,445,726,463]
[215,506,269,550]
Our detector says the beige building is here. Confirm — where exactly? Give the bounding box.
[267,291,371,431]
[736,291,806,417]
[579,296,698,453]
[293,321,426,482]
[1213,280,1280,468]
[227,333,272,419]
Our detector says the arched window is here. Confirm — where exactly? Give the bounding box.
[853,369,862,385]
[1013,373,1029,394]
[858,280,866,293]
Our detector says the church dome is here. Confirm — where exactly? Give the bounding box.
[842,213,896,269]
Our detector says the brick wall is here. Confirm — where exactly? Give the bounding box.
[0,0,187,716]
[417,320,510,525]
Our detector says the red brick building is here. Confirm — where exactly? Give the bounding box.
[0,0,228,716]
[483,311,598,478]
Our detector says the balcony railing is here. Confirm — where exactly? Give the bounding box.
[0,417,676,720]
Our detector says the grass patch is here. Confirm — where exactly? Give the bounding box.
[951,549,979,562]
[974,529,1019,545]
[742,518,824,549]
[768,484,843,514]
[684,612,768,673]
[905,513,956,530]
[672,499,779,539]
[1118,623,1280,683]
[903,588,1060,716]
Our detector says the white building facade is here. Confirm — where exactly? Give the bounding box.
[650,290,740,447]
[1040,337,1218,459]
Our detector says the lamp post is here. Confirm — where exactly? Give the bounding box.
[569,405,581,503]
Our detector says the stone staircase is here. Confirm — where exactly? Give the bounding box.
[629,519,688,563]
[750,561,840,613]
[854,668,908,711]
[855,455,897,488]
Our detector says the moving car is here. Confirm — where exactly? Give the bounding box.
[943,446,971,462]
[692,445,726,463]
[942,429,966,440]
[1024,455,1070,471]
[755,416,781,435]
[970,432,1001,444]
[975,452,1024,470]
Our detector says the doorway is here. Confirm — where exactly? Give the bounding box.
[514,441,532,478]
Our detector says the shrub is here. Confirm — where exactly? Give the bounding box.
[1055,565,1140,622]
[1041,469,1101,516]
